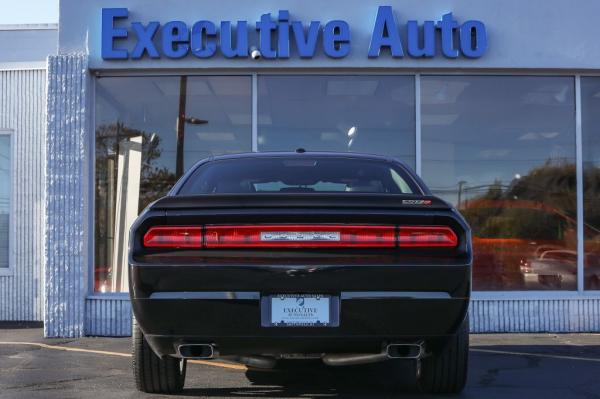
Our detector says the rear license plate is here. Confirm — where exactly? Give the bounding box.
[261,294,340,327]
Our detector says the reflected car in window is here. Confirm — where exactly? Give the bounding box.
[462,199,600,290]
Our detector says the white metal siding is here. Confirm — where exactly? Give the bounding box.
[0,69,46,321]
[85,297,131,336]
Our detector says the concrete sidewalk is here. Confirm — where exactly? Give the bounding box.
[1,326,600,398]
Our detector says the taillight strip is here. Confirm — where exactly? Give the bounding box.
[143,226,203,248]
[142,225,458,248]
[398,226,458,247]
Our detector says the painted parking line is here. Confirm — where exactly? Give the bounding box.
[3,341,599,368]
[0,341,247,370]
[471,348,600,363]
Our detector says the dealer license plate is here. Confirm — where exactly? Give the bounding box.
[262,295,339,327]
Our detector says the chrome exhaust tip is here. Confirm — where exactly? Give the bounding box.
[386,343,423,359]
[177,344,215,359]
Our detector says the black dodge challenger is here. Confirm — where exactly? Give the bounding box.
[129,151,472,394]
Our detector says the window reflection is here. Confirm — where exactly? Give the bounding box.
[94,76,251,292]
[581,77,600,290]
[422,76,577,290]
[257,75,416,168]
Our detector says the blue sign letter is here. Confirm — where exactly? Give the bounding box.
[163,21,190,59]
[368,6,403,58]
[131,22,160,59]
[437,13,459,58]
[277,10,290,58]
[323,20,350,58]
[191,21,217,58]
[291,21,320,58]
[460,20,487,58]
[256,13,277,59]
[220,21,248,58]
[407,20,435,58]
[102,8,128,60]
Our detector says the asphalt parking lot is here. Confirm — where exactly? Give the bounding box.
[1,325,600,399]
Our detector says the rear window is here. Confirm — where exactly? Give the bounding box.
[178,157,419,195]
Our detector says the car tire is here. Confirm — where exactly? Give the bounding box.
[132,318,186,393]
[417,315,469,394]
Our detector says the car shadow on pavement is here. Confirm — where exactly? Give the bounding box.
[180,360,422,398]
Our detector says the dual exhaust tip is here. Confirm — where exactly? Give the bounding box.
[176,343,424,367]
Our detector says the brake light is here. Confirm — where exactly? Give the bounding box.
[398,226,458,247]
[142,225,458,248]
[204,225,396,248]
[143,226,203,248]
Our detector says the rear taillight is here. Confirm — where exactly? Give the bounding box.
[143,225,458,248]
[204,225,396,248]
[398,226,458,247]
[143,226,203,248]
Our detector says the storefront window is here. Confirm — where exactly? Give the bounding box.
[581,77,600,290]
[94,76,252,292]
[257,75,416,168]
[422,76,577,290]
[0,132,10,269]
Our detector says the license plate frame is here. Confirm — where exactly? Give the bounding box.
[261,294,340,327]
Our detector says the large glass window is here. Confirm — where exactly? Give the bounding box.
[95,76,251,292]
[0,132,10,269]
[581,77,600,290]
[257,75,416,168]
[422,76,577,291]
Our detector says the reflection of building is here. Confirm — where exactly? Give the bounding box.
[3,1,600,336]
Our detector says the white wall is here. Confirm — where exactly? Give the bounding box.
[58,0,600,71]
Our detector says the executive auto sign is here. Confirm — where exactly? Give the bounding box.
[102,6,487,60]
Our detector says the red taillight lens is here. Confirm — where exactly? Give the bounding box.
[143,226,203,248]
[142,225,458,248]
[398,226,458,247]
[204,225,396,248]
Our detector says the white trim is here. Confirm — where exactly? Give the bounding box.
[472,290,600,300]
[575,76,585,293]
[0,129,14,276]
[251,73,258,152]
[0,62,47,71]
[414,74,421,175]
[0,24,57,31]
[86,293,129,300]
[88,78,97,294]
[91,70,600,78]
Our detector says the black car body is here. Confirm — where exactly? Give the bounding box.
[129,152,472,394]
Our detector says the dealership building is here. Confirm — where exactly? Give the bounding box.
[1,0,600,337]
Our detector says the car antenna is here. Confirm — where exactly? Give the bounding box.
[296,148,306,153]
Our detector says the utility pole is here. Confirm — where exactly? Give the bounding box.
[175,76,188,179]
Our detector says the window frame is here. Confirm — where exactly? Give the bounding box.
[88,71,599,297]
[0,129,14,276]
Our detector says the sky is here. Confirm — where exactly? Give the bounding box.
[0,0,58,24]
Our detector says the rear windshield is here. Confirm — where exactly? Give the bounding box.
[178,157,419,195]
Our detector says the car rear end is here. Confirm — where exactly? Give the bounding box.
[129,153,472,394]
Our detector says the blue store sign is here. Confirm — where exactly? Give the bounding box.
[102,6,487,60]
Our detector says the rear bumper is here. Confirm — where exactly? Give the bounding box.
[130,264,470,357]
[133,292,468,356]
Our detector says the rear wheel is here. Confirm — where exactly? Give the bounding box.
[417,315,469,394]
[132,318,186,393]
